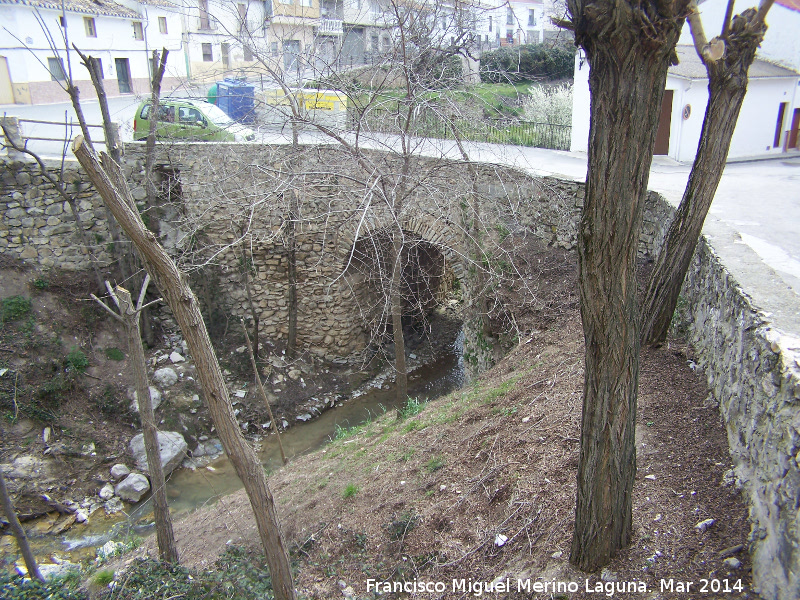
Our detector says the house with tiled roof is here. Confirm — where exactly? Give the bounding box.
[0,0,187,104]
[570,0,800,160]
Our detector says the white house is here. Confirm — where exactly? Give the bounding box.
[0,0,187,104]
[570,0,800,161]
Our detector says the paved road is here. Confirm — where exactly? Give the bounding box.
[3,97,799,335]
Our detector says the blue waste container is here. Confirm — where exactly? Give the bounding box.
[216,79,255,124]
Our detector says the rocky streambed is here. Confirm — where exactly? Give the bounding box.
[1,302,465,576]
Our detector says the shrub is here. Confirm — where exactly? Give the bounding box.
[479,44,574,84]
[523,83,573,125]
[66,348,89,373]
[0,570,87,600]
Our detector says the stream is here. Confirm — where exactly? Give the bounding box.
[19,331,466,565]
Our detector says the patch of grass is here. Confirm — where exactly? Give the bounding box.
[398,396,424,419]
[483,377,519,404]
[403,420,426,433]
[342,482,359,499]
[1,296,32,323]
[92,569,114,586]
[104,347,125,361]
[425,455,446,473]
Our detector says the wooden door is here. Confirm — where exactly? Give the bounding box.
[115,58,132,94]
[788,109,800,150]
[654,89,673,155]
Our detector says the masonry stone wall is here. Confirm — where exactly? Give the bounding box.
[674,237,800,600]
[0,158,113,270]
[2,144,799,597]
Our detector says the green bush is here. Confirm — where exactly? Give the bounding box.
[100,546,275,600]
[66,348,89,373]
[0,570,87,600]
[479,44,574,84]
[1,296,32,323]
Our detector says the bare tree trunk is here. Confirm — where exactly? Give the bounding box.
[0,470,44,582]
[640,7,770,346]
[242,321,286,464]
[73,137,296,600]
[391,230,408,403]
[240,237,260,360]
[1,118,104,292]
[117,284,178,564]
[71,46,128,284]
[286,191,298,359]
[567,0,686,572]
[74,47,120,163]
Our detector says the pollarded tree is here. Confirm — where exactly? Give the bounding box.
[640,0,773,346]
[564,0,690,571]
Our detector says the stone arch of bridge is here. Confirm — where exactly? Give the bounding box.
[336,215,466,282]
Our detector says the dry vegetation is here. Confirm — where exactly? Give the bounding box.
[122,240,752,599]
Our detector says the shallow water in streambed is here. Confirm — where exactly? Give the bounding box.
[8,330,465,568]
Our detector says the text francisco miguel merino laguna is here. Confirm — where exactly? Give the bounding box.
[366,577,744,596]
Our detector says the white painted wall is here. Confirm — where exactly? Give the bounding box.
[569,50,589,152]
[571,47,800,161]
[679,0,800,71]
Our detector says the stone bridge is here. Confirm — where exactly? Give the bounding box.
[0,142,584,359]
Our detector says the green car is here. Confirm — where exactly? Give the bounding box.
[133,98,256,142]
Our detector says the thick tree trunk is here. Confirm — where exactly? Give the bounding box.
[568,0,686,572]
[640,8,768,346]
[0,470,44,582]
[116,285,178,564]
[73,137,296,600]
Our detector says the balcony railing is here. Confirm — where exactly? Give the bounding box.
[196,15,219,31]
[319,17,344,34]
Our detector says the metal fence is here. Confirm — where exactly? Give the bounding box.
[349,108,571,151]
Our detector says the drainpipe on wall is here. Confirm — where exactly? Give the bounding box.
[143,6,152,90]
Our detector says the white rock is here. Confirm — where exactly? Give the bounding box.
[98,483,114,500]
[644,474,656,480]
[110,463,130,479]
[494,533,508,547]
[153,367,178,387]
[235,390,247,398]
[600,567,618,582]
[695,518,716,532]
[129,386,162,413]
[723,557,742,570]
[75,509,88,523]
[115,473,150,503]
[287,369,302,380]
[296,413,312,422]
[129,431,188,476]
[169,351,185,363]
[42,427,51,444]
[104,497,124,514]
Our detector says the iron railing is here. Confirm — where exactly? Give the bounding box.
[349,108,571,150]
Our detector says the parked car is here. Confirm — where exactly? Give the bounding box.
[133,98,256,142]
